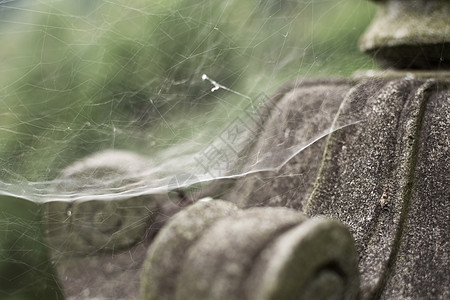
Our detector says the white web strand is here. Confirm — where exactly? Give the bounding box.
[202,73,251,100]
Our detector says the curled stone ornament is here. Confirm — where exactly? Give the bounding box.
[43,196,155,255]
[140,200,359,300]
[43,150,159,255]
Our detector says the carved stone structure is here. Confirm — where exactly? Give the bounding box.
[359,0,450,69]
[45,0,449,299]
[141,200,359,300]
[224,76,448,299]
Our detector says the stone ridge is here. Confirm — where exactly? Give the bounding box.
[381,81,449,299]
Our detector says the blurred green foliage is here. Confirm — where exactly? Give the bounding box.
[0,0,376,180]
[0,195,63,299]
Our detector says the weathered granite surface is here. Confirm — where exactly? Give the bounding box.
[381,79,449,299]
[225,79,353,210]
[226,76,449,299]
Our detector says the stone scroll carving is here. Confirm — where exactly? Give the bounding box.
[140,200,360,300]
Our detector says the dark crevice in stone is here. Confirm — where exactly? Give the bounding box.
[368,43,450,70]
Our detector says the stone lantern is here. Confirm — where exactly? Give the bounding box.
[47,1,449,299]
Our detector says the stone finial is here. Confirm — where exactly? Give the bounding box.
[359,0,450,69]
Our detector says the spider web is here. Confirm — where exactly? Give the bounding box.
[0,0,375,299]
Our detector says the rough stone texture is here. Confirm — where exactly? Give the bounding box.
[380,81,450,299]
[226,79,352,210]
[303,78,449,299]
[225,76,449,299]
[245,217,359,300]
[142,201,359,300]
[175,207,306,300]
[359,0,450,69]
[140,200,238,300]
[305,78,423,298]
